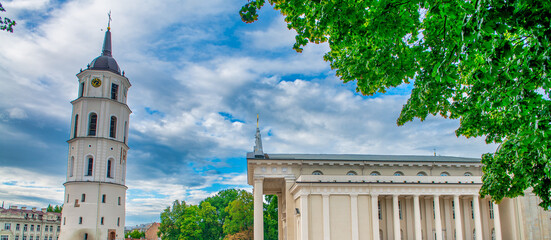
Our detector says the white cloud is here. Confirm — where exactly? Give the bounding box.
[0,167,65,208]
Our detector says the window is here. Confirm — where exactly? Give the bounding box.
[109,116,117,138]
[88,113,97,136]
[117,217,120,226]
[111,83,119,100]
[440,172,450,176]
[16,224,20,230]
[24,224,27,231]
[44,237,47,240]
[67,194,69,203]
[491,228,496,240]
[101,217,104,225]
[81,194,86,202]
[36,225,40,232]
[79,82,85,97]
[394,171,404,176]
[63,217,66,225]
[23,236,27,240]
[15,236,19,240]
[347,171,357,175]
[73,115,78,138]
[70,157,74,177]
[417,171,427,176]
[471,201,474,219]
[30,225,34,231]
[57,226,59,232]
[44,225,48,232]
[312,170,323,175]
[79,217,83,224]
[107,160,113,178]
[118,197,121,206]
[370,171,381,176]
[102,194,106,203]
[464,172,473,176]
[84,233,88,240]
[473,230,476,240]
[378,200,382,220]
[123,121,127,143]
[489,201,494,219]
[4,223,10,230]
[49,226,52,232]
[30,236,33,240]
[86,157,93,176]
[398,200,402,219]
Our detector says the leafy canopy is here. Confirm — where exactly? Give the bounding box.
[0,2,16,32]
[158,189,278,240]
[241,0,551,208]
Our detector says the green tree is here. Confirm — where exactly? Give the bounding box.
[264,195,278,240]
[200,188,240,239]
[125,229,145,239]
[0,2,16,32]
[223,190,254,236]
[241,0,551,208]
[158,200,187,240]
[46,204,62,213]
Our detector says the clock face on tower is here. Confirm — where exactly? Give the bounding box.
[91,78,102,88]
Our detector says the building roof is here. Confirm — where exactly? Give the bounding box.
[88,29,121,74]
[247,153,480,163]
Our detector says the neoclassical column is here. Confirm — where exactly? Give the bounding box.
[254,178,264,240]
[322,194,330,240]
[277,193,283,240]
[393,195,401,240]
[472,195,483,240]
[300,194,309,240]
[371,194,380,240]
[492,201,502,240]
[434,195,443,240]
[351,194,359,240]
[285,179,296,240]
[413,195,422,240]
[453,195,463,240]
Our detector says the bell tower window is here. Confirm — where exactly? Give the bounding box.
[107,159,113,178]
[88,113,97,136]
[109,116,117,138]
[73,115,79,138]
[69,157,74,177]
[111,83,119,100]
[79,82,85,97]
[86,157,93,176]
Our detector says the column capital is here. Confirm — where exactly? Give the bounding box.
[350,193,358,198]
[254,177,264,183]
[322,193,330,198]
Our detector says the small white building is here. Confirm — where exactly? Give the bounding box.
[0,206,61,240]
[59,20,131,240]
[248,126,551,240]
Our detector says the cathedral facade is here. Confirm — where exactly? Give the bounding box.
[59,23,131,240]
[248,128,551,240]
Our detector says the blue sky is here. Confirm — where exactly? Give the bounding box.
[0,0,497,226]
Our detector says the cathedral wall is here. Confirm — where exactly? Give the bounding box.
[357,195,372,240]
[329,195,351,240]
[308,195,323,240]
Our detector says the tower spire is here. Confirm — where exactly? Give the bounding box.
[102,11,112,57]
[254,114,264,158]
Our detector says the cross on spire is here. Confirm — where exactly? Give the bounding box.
[107,10,112,30]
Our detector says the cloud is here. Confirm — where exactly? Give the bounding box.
[0,167,65,208]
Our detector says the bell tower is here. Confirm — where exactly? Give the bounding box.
[60,16,130,240]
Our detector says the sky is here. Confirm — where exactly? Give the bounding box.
[0,0,498,226]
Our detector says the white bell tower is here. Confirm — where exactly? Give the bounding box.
[60,17,131,240]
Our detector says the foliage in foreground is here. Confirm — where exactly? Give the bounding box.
[240,0,551,208]
[0,2,16,32]
[125,229,145,239]
[158,189,278,240]
[46,204,62,213]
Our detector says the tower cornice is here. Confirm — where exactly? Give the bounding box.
[63,181,128,190]
[71,97,132,113]
[67,136,130,149]
[76,69,131,86]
